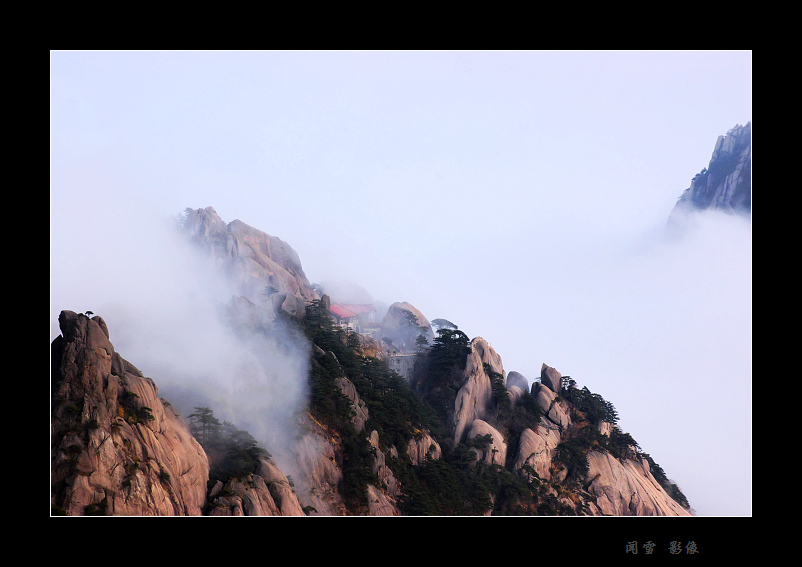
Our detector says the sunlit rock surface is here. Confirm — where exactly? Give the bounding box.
[52,310,310,516]
[51,310,209,516]
[586,451,692,516]
[453,337,503,444]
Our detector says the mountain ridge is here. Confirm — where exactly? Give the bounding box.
[51,205,693,516]
[49,119,756,515]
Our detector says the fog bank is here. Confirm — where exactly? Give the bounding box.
[50,193,311,480]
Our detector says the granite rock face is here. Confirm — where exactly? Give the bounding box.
[585,451,691,516]
[206,473,281,516]
[506,384,525,405]
[182,206,318,319]
[292,419,345,516]
[506,370,529,392]
[51,310,210,516]
[533,381,572,431]
[290,359,441,516]
[467,419,507,466]
[513,423,562,481]
[204,455,307,516]
[367,430,402,516]
[51,310,309,516]
[379,301,434,352]
[407,432,442,465]
[670,122,752,222]
[539,363,563,394]
[452,337,503,444]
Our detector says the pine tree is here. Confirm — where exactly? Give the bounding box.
[187,406,221,447]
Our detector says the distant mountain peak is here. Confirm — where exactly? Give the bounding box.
[669,122,752,223]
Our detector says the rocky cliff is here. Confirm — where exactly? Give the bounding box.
[51,310,209,515]
[379,301,434,352]
[452,337,504,445]
[52,210,693,516]
[424,336,691,516]
[669,122,752,222]
[51,310,306,516]
[182,206,319,319]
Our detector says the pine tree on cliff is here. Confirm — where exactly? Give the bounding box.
[188,406,221,447]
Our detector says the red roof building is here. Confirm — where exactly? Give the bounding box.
[341,304,376,322]
[329,304,357,320]
[329,303,376,331]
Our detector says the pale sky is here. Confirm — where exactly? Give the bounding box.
[50,50,752,516]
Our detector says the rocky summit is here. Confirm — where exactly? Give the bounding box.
[51,207,696,516]
[182,206,319,320]
[51,309,306,516]
[51,310,210,516]
[670,122,752,222]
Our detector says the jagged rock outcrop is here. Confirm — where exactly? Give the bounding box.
[378,301,434,352]
[533,381,572,431]
[336,376,370,433]
[182,206,318,318]
[51,310,210,516]
[293,373,410,516]
[506,370,529,392]
[256,458,306,516]
[292,419,345,516]
[669,122,752,223]
[452,337,503,444]
[407,432,442,465]
[585,451,691,516]
[204,455,306,516]
[507,384,525,405]
[506,363,691,516]
[367,430,402,516]
[437,338,688,516]
[513,422,562,481]
[206,473,282,516]
[539,363,563,393]
[51,310,311,516]
[467,419,507,466]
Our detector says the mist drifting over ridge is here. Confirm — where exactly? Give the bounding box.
[50,196,751,516]
[51,50,751,515]
[49,196,313,483]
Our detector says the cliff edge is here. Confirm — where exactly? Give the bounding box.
[669,122,752,223]
[51,310,210,515]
